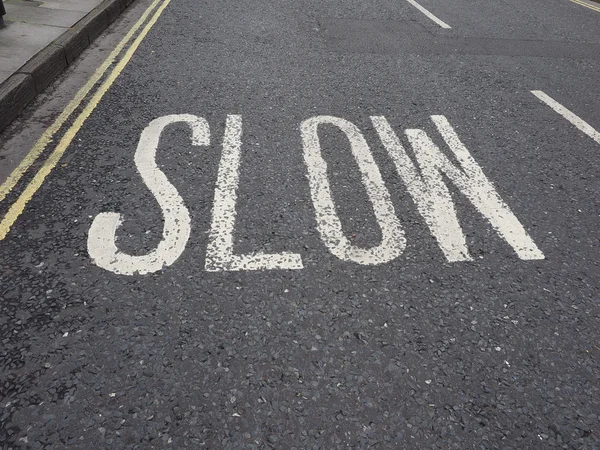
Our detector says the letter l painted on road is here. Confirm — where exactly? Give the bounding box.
[205,115,304,271]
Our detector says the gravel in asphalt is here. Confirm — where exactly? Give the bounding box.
[0,0,599,447]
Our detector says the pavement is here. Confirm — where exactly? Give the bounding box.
[0,0,135,132]
[0,0,599,448]
[0,0,102,84]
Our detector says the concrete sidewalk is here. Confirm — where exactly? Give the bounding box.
[0,0,135,132]
[0,0,106,85]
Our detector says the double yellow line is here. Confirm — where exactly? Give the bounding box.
[569,0,600,12]
[0,0,173,240]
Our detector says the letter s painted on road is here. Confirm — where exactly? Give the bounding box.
[87,114,209,275]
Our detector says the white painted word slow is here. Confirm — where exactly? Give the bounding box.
[88,114,544,275]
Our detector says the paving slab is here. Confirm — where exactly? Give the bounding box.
[0,20,65,84]
[0,0,135,131]
[33,0,103,12]
[3,0,86,27]
[0,0,103,85]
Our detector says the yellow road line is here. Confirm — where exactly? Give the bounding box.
[0,0,173,240]
[0,0,164,205]
[568,0,600,12]
[572,0,600,12]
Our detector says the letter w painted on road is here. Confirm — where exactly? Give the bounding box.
[372,115,544,262]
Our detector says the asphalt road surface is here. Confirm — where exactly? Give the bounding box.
[1,0,599,447]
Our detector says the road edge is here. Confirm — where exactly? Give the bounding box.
[0,0,136,134]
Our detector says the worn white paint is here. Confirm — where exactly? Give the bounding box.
[405,0,451,29]
[531,90,600,145]
[372,116,471,261]
[88,114,209,275]
[89,113,544,275]
[374,115,544,261]
[204,115,303,271]
[301,116,405,265]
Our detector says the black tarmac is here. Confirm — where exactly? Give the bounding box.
[0,0,599,448]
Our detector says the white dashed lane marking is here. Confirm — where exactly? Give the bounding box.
[405,0,452,29]
[532,90,600,145]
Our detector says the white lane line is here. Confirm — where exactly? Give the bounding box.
[405,0,451,29]
[532,90,600,145]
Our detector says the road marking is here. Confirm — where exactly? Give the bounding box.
[301,116,406,265]
[568,0,600,13]
[376,115,544,261]
[532,90,600,145]
[87,114,545,275]
[373,116,471,262]
[0,0,163,205]
[405,0,451,29]
[0,0,173,241]
[88,115,209,275]
[205,115,303,271]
